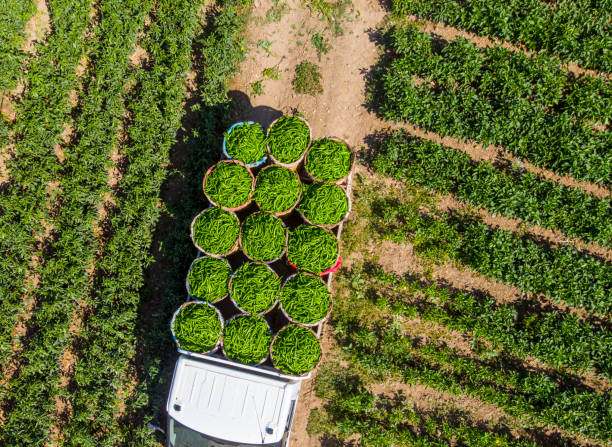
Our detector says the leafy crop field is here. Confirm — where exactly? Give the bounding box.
[0,0,611,445]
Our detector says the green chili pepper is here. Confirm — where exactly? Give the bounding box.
[187,257,232,303]
[279,273,331,324]
[305,138,351,181]
[271,325,321,375]
[192,207,240,255]
[173,302,223,353]
[205,162,253,208]
[267,116,310,164]
[223,315,272,365]
[297,182,349,225]
[254,166,302,213]
[230,262,281,314]
[225,122,267,165]
[241,212,287,262]
[287,225,338,274]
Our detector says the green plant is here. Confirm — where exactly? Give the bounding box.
[288,225,338,274]
[292,61,323,96]
[204,161,253,208]
[191,207,240,255]
[301,0,353,37]
[187,257,232,303]
[306,138,352,181]
[257,39,276,56]
[254,166,302,213]
[250,80,264,96]
[311,33,331,60]
[224,122,267,164]
[298,182,349,225]
[262,66,282,80]
[267,115,310,163]
[241,212,286,262]
[223,315,272,364]
[372,131,612,247]
[173,303,222,352]
[271,325,322,374]
[265,0,289,23]
[230,262,281,314]
[279,273,331,324]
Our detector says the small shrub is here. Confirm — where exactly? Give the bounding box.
[293,61,323,96]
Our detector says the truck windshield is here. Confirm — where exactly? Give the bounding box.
[168,418,281,447]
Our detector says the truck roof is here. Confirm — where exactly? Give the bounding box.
[167,355,301,445]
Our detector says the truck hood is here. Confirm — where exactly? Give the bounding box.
[167,355,300,445]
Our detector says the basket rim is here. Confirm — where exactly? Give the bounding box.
[253,165,304,216]
[296,181,352,229]
[287,224,339,274]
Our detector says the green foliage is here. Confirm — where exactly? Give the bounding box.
[279,272,331,325]
[272,325,322,375]
[391,0,612,72]
[187,257,232,302]
[173,302,223,352]
[301,0,353,36]
[0,0,36,93]
[229,262,281,314]
[240,212,286,262]
[373,26,612,184]
[288,225,338,274]
[250,80,264,95]
[267,115,310,164]
[192,207,240,255]
[292,61,324,96]
[254,166,302,213]
[204,161,253,208]
[262,66,282,80]
[311,367,539,446]
[349,261,612,380]
[265,0,289,22]
[372,131,612,246]
[223,315,272,364]
[311,33,332,60]
[306,138,352,181]
[224,122,267,164]
[298,181,349,225]
[371,197,612,315]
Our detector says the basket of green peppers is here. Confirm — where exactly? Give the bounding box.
[186,256,232,303]
[287,225,339,275]
[297,181,350,228]
[171,301,224,354]
[266,115,311,170]
[254,165,303,216]
[240,212,287,264]
[223,121,268,167]
[270,325,322,376]
[222,314,273,365]
[203,160,254,211]
[278,272,332,326]
[228,262,281,315]
[190,207,240,256]
[304,136,353,183]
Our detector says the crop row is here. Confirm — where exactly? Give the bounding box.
[374,26,612,184]
[332,298,612,441]
[348,261,612,380]
[62,0,208,444]
[117,0,255,441]
[371,197,612,315]
[391,0,612,72]
[372,131,612,247]
[0,0,92,380]
[311,367,538,447]
[0,0,36,95]
[0,0,152,444]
